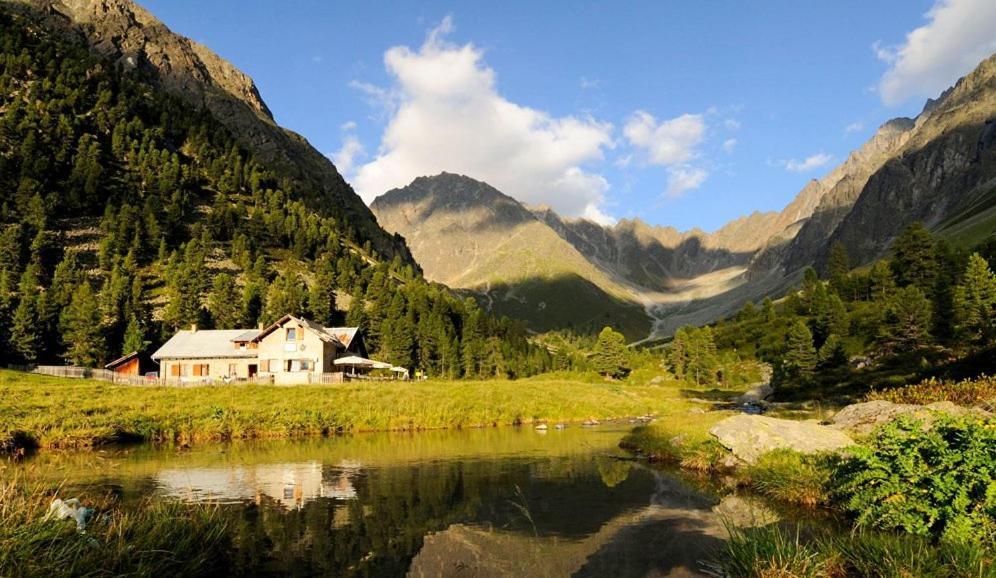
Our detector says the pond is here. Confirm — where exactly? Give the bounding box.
[16,425,770,577]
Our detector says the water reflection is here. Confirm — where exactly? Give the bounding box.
[156,460,360,508]
[17,426,765,577]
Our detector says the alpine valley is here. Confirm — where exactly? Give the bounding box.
[373,54,996,340]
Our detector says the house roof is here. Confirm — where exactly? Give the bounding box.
[326,327,359,348]
[151,329,259,360]
[231,330,261,342]
[105,351,139,369]
[253,315,360,349]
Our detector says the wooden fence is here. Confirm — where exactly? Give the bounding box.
[22,365,274,387]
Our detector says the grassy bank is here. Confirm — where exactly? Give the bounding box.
[0,470,230,577]
[0,369,701,452]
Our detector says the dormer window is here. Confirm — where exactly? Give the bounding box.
[286,328,297,342]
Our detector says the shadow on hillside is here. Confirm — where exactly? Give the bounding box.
[474,273,653,340]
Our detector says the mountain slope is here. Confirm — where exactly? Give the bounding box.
[371,174,652,339]
[0,1,546,378]
[17,0,410,261]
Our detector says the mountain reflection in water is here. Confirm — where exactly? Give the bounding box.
[19,425,772,577]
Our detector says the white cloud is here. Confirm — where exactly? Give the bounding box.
[340,120,358,132]
[722,138,737,153]
[665,166,708,198]
[876,0,996,105]
[330,136,365,177]
[623,111,705,166]
[623,110,709,197]
[723,118,741,130]
[352,17,615,222]
[844,122,864,134]
[783,152,833,173]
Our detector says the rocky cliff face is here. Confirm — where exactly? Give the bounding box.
[17,0,411,261]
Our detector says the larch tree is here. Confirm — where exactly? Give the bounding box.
[955,253,996,345]
[60,283,105,367]
[593,326,629,379]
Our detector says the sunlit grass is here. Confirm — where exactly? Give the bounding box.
[0,369,698,452]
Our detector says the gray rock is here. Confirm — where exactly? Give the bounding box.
[736,384,773,405]
[709,415,854,464]
[830,400,991,435]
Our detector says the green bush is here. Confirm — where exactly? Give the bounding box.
[833,416,996,544]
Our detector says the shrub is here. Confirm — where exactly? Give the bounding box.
[833,415,996,544]
[867,375,996,407]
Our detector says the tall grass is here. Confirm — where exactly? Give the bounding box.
[0,468,230,577]
[0,369,691,452]
[716,525,996,578]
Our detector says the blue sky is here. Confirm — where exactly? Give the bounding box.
[139,0,996,231]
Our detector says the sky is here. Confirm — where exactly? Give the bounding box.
[139,0,996,232]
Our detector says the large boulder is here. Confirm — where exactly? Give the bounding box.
[709,415,854,464]
[830,400,991,435]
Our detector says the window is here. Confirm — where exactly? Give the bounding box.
[181,364,190,377]
[192,364,209,376]
[286,328,297,342]
[228,363,237,376]
[284,359,312,372]
[170,364,181,377]
[260,359,270,372]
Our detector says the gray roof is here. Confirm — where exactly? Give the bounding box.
[231,330,261,342]
[151,329,258,360]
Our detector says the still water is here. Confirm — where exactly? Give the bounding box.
[19,425,764,577]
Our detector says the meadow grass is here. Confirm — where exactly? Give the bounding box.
[0,369,698,452]
[0,467,230,577]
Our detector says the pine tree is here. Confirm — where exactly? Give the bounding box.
[782,320,817,383]
[954,253,996,345]
[593,326,629,378]
[817,333,848,369]
[878,285,932,353]
[263,271,306,323]
[61,283,105,367]
[307,259,337,326]
[10,293,40,363]
[122,315,146,354]
[870,261,896,302]
[890,222,936,291]
[827,241,851,298]
[686,326,718,386]
[207,273,241,328]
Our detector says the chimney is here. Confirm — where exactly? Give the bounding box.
[190,323,197,332]
[258,322,265,330]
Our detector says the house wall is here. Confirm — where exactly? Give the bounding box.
[111,357,140,376]
[160,357,258,381]
[256,319,339,384]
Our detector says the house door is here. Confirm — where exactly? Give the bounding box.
[248,364,258,377]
